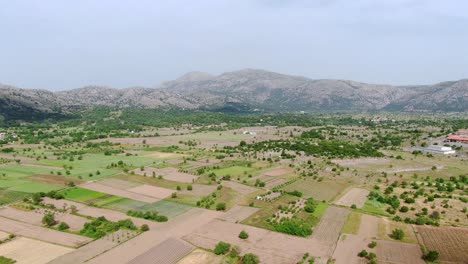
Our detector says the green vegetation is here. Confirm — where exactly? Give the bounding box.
[0,256,16,264]
[214,241,231,255]
[60,188,107,203]
[79,216,137,239]
[342,212,362,235]
[238,230,249,239]
[390,228,405,240]
[127,210,168,222]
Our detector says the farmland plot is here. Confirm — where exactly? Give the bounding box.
[310,206,350,257]
[140,167,198,183]
[221,181,259,195]
[127,184,173,199]
[0,216,91,247]
[127,237,194,264]
[0,237,73,264]
[80,182,159,203]
[416,226,468,264]
[218,205,259,223]
[334,188,369,208]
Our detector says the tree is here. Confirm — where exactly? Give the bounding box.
[368,241,377,248]
[141,224,149,231]
[242,253,260,264]
[42,213,56,226]
[422,250,439,262]
[214,241,231,255]
[391,228,404,240]
[58,222,69,231]
[238,230,249,239]
[187,184,192,191]
[216,202,226,211]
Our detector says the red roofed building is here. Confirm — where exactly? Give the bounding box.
[445,135,468,143]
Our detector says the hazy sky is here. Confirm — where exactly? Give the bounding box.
[1,0,467,90]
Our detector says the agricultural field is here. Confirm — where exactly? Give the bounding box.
[0,113,466,263]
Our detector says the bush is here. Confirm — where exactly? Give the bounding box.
[238,230,249,239]
[127,210,168,222]
[140,224,149,231]
[187,184,192,191]
[57,222,69,231]
[42,213,56,226]
[242,253,260,264]
[368,241,377,248]
[214,241,231,255]
[391,228,404,240]
[216,202,226,211]
[358,250,368,257]
[422,250,439,262]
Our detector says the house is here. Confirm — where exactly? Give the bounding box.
[0,133,6,140]
[413,145,456,155]
[445,135,468,144]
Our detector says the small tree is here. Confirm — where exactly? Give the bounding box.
[239,230,249,239]
[141,224,149,232]
[242,253,260,264]
[171,192,177,198]
[368,241,377,248]
[422,250,439,262]
[214,241,231,255]
[358,250,368,257]
[58,222,69,231]
[187,184,193,191]
[42,213,56,226]
[216,202,226,211]
[391,228,404,240]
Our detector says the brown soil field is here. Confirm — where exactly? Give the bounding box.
[127,237,194,264]
[47,239,117,264]
[376,240,425,264]
[378,218,418,244]
[0,216,92,247]
[333,158,390,166]
[127,184,173,199]
[221,180,259,195]
[150,167,199,183]
[0,237,73,264]
[332,234,369,264]
[218,205,259,223]
[177,248,223,264]
[178,184,217,196]
[310,206,350,257]
[183,219,330,264]
[0,207,88,232]
[98,178,142,190]
[334,188,369,208]
[143,152,183,159]
[28,174,84,186]
[87,208,223,264]
[0,230,9,240]
[263,168,293,177]
[416,225,468,264]
[264,178,287,189]
[80,182,159,203]
[357,214,379,238]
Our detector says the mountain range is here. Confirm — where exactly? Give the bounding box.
[1,69,467,121]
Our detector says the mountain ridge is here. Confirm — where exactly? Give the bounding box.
[1,69,467,121]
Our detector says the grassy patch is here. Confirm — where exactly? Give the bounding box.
[359,199,390,217]
[60,187,107,203]
[342,211,362,234]
[139,200,192,219]
[116,174,190,190]
[283,179,349,202]
[0,189,30,205]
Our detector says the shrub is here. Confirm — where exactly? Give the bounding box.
[368,241,377,248]
[187,184,192,191]
[42,213,56,226]
[214,241,231,255]
[391,228,404,240]
[422,250,439,262]
[358,250,368,257]
[242,253,260,264]
[239,230,249,239]
[57,222,69,231]
[216,202,226,211]
[140,224,149,231]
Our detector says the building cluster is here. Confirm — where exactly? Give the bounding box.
[445,129,468,144]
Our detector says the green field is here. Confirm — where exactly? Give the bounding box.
[60,187,108,203]
[0,189,30,205]
[0,165,63,193]
[341,211,362,234]
[359,199,390,217]
[283,179,349,202]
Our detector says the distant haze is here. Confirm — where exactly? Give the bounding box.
[1,0,467,90]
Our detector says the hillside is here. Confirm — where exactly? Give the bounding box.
[1,69,467,121]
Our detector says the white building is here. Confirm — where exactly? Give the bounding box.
[413,145,456,155]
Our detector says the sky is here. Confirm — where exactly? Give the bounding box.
[0,0,467,90]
